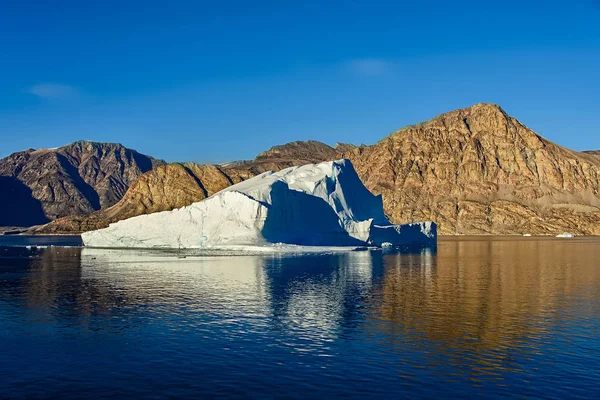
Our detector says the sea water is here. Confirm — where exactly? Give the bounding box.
[0,236,599,398]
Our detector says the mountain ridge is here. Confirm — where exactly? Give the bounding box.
[0,141,164,226]
[9,103,600,235]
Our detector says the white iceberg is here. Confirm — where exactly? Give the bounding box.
[555,233,575,238]
[82,159,437,249]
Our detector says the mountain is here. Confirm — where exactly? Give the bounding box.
[35,141,340,233]
[0,141,163,226]
[344,103,600,235]
[29,106,600,236]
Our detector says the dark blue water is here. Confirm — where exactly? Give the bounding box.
[1,236,599,398]
[0,234,82,247]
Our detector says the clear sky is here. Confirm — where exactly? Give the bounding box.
[1,0,599,162]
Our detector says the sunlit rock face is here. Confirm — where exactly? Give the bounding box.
[82,160,437,249]
[344,103,600,235]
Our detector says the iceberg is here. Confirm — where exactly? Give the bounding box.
[555,233,575,238]
[82,159,437,249]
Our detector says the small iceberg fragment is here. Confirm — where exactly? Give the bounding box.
[555,233,575,238]
[522,234,532,237]
[82,159,437,249]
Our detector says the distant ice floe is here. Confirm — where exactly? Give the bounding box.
[555,233,575,238]
[82,159,437,250]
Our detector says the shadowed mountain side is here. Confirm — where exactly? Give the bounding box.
[0,177,49,226]
[0,141,164,222]
[344,103,600,235]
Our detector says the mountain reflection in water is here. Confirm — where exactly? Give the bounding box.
[0,237,598,398]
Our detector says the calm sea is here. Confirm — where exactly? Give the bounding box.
[0,236,599,398]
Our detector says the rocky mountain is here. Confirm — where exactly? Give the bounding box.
[29,106,600,236]
[0,141,163,226]
[35,141,340,233]
[344,103,600,235]
[334,142,358,153]
[249,140,340,173]
[219,140,346,171]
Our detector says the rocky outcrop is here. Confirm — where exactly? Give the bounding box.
[344,103,600,235]
[334,143,358,153]
[255,140,338,163]
[250,140,340,173]
[0,141,163,225]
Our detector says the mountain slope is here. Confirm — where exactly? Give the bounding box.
[344,103,600,235]
[0,141,163,225]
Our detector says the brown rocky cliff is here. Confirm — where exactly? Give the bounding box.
[344,103,600,235]
[105,163,253,219]
[0,141,163,225]
[60,141,164,208]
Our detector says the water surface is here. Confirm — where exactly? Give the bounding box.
[0,237,599,398]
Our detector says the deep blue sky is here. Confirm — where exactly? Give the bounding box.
[1,0,599,162]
